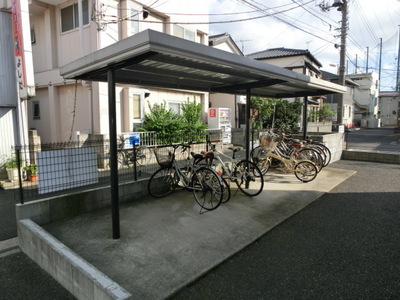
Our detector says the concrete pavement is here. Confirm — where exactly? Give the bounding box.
[33,166,354,299]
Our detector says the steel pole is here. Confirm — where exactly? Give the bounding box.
[108,68,120,239]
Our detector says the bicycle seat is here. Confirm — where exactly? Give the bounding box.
[228,147,241,153]
[200,151,214,159]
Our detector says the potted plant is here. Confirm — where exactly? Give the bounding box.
[4,157,22,182]
[23,164,38,182]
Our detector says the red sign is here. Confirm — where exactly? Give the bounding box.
[209,108,216,118]
[12,0,26,90]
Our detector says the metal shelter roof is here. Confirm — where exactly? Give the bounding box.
[59,29,346,240]
[60,29,346,98]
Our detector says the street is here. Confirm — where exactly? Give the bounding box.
[170,159,400,299]
[346,127,400,152]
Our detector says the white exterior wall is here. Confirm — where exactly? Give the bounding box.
[380,95,399,127]
[348,73,380,128]
[27,0,210,142]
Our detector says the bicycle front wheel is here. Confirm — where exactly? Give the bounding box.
[294,161,318,182]
[191,167,223,211]
[234,160,264,197]
[148,167,177,198]
[220,176,231,203]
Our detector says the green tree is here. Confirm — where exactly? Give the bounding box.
[181,98,207,141]
[274,98,302,131]
[318,104,335,121]
[141,101,183,137]
[250,97,279,129]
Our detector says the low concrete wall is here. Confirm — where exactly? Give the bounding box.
[307,122,332,133]
[18,219,132,300]
[16,180,148,226]
[342,150,400,164]
[304,132,344,163]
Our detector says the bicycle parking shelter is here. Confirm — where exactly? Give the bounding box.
[60,29,346,239]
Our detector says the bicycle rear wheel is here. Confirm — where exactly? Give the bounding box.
[313,143,331,167]
[148,168,177,198]
[191,167,223,211]
[297,148,323,172]
[136,147,152,166]
[251,146,270,175]
[233,160,264,197]
[294,161,318,182]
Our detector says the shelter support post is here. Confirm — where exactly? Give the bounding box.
[303,96,308,140]
[245,89,251,189]
[245,88,251,161]
[108,68,120,239]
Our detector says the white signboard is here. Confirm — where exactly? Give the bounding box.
[37,147,99,194]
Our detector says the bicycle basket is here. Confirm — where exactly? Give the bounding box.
[154,147,174,169]
[260,135,278,150]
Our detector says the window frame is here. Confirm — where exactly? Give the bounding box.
[33,101,40,119]
[61,0,89,34]
[168,102,181,115]
[173,24,195,42]
[130,8,140,35]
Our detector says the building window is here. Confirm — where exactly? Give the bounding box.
[132,94,141,120]
[31,27,36,44]
[169,102,181,115]
[173,24,195,42]
[33,101,40,119]
[61,0,89,33]
[130,8,139,35]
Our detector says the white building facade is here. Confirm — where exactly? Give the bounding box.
[28,0,210,142]
[347,73,380,128]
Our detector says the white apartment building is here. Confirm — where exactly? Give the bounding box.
[346,73,380,128]
[27,0,210,142]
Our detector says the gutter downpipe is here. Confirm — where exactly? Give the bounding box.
[108,68,120,239]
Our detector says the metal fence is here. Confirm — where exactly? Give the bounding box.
[7,129,222,203]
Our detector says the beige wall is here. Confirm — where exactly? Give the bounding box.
[28,0,211,143]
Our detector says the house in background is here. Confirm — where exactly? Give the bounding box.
[322,72,381,128]
[247,48,325,129]
[379,91,399,127]
[322,70,359,128]
[27,0,210,143]
[347,73,380,128]
[208,33,247,129]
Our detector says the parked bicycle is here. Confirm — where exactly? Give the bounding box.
[201,143,264,197]
[252,134,318,182]
[147,144,224,211]
[108,136,152,169]
[251,131,325,175]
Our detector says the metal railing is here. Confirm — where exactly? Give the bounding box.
[6,129,222,203]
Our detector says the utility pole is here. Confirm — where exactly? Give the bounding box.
[396,25,400,92]
[378,38,382,92]
[319,0,348,125]
[337,0,348,125]
[366,46,369,73]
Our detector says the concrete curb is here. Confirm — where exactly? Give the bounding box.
[342,150,400,164]
[18,219,132,300]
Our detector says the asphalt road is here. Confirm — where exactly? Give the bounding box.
[170,159,400,299]
[0,128,399,299]
[346,127,400,152]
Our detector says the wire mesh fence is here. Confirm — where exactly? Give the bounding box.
[5,129,222,203]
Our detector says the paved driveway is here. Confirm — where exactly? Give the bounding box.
[346,128,400,152]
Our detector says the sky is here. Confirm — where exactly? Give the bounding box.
[207,0,400,91]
